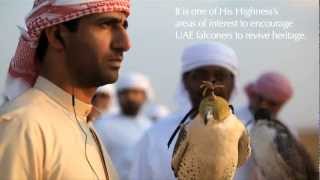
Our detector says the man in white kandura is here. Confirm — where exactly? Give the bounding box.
[0,0,131,179]
[94,72,153,180]
[129,42,242,180]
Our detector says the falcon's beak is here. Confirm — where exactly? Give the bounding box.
[204,110,213,125]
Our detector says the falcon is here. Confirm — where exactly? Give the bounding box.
[169,81,251,180]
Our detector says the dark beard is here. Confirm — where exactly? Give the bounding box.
[121,102,142,117]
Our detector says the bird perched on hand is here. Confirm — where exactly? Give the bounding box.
[251,108,319,180]
[170,81,251,180]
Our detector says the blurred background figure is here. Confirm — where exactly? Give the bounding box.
[237,72,293,124]
[94,72,153,180]
[145,103,170,122]
[235,72,319,180]
[88,84,118,122]
[235,72,293,180]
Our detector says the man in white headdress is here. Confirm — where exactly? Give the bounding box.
[129,42,241,180]
[94,72,153,180]
[88,84,118,122]
[0,0,131,179]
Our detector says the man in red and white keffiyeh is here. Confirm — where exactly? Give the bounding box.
[4,0,131,101]
[0,0,130,179]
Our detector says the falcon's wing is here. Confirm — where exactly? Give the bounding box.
[238,129,251,167]
[171,123,189,177]
[273,121,318,180]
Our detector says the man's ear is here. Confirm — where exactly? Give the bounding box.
[44,25,65,51]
